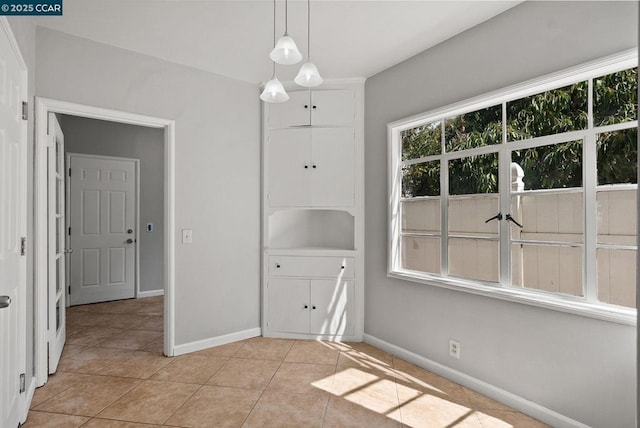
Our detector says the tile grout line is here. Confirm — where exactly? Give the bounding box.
[319,343,344,427]
[238,337,296,427]
[391,356,403,427]
[159,383,206,426]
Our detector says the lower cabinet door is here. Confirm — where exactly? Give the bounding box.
[268,279,310,334]
[310,279,354,336]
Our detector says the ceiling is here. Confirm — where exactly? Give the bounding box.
[35,0,521,84]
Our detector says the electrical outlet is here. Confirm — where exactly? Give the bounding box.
[449,339,460,359]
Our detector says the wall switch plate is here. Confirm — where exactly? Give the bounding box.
[146,223,153,232]
[449,339,461,359]
[182,229,193,244]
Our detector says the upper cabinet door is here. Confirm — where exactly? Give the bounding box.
[268,128,311,207]
[311,90,355,126]
[310,128,356,207]
[269,91,311,128]
[268,89,355,128]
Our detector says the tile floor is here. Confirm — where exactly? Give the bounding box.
[24,297,548,427]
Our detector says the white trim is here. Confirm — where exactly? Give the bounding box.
[65,153,140,305]
[137,289,164,298]
[388,270,635,326]
[173,327,261,356]
[364,334,590,428]
[34,98,177,386]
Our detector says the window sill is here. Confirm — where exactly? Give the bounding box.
[388,270,636,326]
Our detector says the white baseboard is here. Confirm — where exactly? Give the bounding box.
[137,289,164,298]
[173,327,262,356]
[364,334,589,428]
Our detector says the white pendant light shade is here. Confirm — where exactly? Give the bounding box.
[294,62,323,87]
[260,77,289,103]
[270,35,302,65]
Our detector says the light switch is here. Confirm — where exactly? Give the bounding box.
[182,229,193,244]
[146,223,153,232]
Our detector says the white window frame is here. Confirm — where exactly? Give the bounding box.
[387,49,638,325]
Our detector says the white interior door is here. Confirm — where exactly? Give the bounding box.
[68,155,137,305]
[0,18,27,428]
[47,113,66,373]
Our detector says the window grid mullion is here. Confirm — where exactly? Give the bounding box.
[440,121,449,277]
[584,78,598,302]
[499,102,511,286]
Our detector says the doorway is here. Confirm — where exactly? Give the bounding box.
[34,98,176,388]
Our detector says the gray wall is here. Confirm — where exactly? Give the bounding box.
[364,2,637,427]
[7,17,37,385]
[35,27,261,345]
[61,115,165,294]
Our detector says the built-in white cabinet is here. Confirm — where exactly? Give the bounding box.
[268,278,355,335]
[268,89,355,128]
[262,83,364,341]
[268,128,355,208]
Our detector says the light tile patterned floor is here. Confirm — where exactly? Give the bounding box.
[24,297,548,427]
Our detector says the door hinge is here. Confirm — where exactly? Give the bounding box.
[19,373,25,393]
[20,237,26,256]
[68,168,71,177]
[68,285,71,295]
[21,101,28,120]
[68,227,71,236]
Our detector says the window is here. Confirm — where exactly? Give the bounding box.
[389,52,637,323]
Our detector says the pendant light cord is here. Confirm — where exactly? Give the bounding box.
[307,0,311,60]
[284,0,288,35]
[272,0,276,76]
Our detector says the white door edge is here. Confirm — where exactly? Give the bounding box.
[1,16,29,425]
[34,98,177,392]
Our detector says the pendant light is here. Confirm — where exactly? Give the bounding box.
[261,0,289,103]
[270,0,302,65]
[294,0,323,87]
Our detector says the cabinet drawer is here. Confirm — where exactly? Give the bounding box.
[269,256,355,278]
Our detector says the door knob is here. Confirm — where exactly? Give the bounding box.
[64,249,73,254]
[0,295,11,309]
[126,238,134,244]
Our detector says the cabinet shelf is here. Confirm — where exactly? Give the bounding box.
[268,209,355,250]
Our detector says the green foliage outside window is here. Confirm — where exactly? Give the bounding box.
[594,68,638,126]
[512,141,582,190]
[402,161,440,197]
[401,122,441,161]
[506,82,588,141]
[445,105,502,152]
[597,128,638,185]
[400,67,637,197]
[449,153,499,195]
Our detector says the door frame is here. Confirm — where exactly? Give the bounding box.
[65,153,141,305]
[34,97,176,387]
